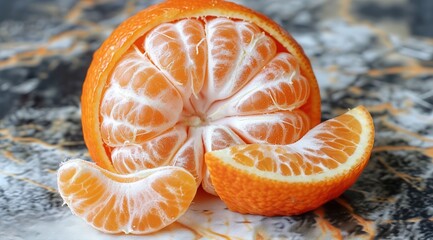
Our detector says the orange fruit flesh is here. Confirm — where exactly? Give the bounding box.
[205,106,374,216]
[97,16,316,196]
[57,160,197,234]
[81,0,321,177]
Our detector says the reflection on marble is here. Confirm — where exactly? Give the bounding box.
[1,0,433,239]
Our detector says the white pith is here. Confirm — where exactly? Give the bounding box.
[98,17,312,189]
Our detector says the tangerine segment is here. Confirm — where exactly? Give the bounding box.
[220,110,310,144]
[205,106,374,216]
[111,125,187,174]
[202,125,246,153]
[57,159,196,234]
[207,52,309,119]
[195,17,277,111]
[144,18,206,98]
[169,128,204,185]
[100,48,183,146]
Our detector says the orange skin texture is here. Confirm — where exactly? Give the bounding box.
[81,0,321,172]
[205,153,370,216]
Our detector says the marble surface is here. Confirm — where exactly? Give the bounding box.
[1,0,433,239]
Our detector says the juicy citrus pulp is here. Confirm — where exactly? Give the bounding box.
[57,160,196,234]
[205,106,374,216]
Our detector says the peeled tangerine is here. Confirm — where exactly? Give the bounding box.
[57,0,374,236]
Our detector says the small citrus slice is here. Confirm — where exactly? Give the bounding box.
[205,106,374,216]
[57,159,196,234]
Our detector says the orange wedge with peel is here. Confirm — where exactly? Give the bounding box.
[205,106,374,216]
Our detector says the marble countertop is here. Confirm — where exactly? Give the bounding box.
[1,0,433,239]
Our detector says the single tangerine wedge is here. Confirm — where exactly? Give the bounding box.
[57,159,196,234]
[205,106,375,216]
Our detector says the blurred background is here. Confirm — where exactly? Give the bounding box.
[0,0,432,239]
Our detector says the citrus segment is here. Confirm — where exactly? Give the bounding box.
[100,48,183,146]
[111,125,187,174]
[222,110,310,144]
[194,17,277,112]
[207,52,309,119]
[57,159,196,234]
[169,128,204,185]
[144,18,206,99]
[205,106,374,216]
[202,125,246,152]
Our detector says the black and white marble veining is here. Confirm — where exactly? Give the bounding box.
[1,0,433,239]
